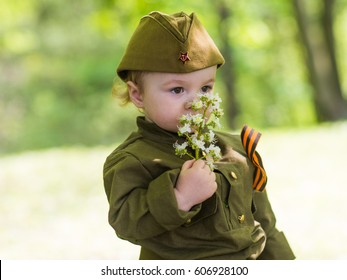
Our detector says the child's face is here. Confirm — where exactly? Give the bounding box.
[128,66,217,132]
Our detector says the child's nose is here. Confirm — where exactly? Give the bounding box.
[184,92,199,110]
[184,101,193,110]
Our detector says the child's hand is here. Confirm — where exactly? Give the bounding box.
[174,159,217,212]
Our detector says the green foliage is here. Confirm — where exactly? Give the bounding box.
[0,0,346,153]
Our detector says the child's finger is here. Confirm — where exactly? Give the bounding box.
[181,159,196,170]
[192,159,206,169]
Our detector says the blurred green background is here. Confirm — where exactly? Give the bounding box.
[1,0,347,259]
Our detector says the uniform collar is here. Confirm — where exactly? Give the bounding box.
[136,116,182,144]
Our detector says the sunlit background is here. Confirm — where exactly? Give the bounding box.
[1,0,347,259]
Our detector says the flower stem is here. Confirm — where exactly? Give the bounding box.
[195,148,199,159]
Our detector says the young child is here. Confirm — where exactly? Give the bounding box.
[103,11,295,260]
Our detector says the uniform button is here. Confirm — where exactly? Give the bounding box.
[186,218,192,224]
[238,214,245,224]
[231,171,237,179]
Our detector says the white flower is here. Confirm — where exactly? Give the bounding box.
[174,141,189,156]
[180,114,192,123]
[204,130,215,142]
[174,92,223,170]
[178,122,192,134]
[191,100,203,111]
[208,117,222,129]
[205,144,221,160]
[191,135,206,150]
[205,158,216,170]
[174,141,188,149]
[191,114,204,126]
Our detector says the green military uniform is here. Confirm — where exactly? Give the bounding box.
[103,117,295,259]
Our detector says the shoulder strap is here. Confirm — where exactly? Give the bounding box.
[241,125,267,192]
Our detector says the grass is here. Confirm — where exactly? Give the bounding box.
[1,122,347,259]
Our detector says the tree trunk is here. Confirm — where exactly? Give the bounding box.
[292,0,347,121]
[214,0,238,129]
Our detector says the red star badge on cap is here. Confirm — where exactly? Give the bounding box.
[178,52,190,64]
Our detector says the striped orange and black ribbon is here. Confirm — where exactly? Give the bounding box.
[241,125,267,192]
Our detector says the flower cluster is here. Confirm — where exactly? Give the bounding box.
[174,92,224,170]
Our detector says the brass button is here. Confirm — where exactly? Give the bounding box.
[231,171,237,179]
[186,218,192,224]
[238,214,245,224]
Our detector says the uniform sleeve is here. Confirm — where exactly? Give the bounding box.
[253,190,295,260]
[103,153,201,244]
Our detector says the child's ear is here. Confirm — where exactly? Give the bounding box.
[127,81,144,108]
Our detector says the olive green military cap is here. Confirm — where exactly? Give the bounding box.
[117,11,225,81]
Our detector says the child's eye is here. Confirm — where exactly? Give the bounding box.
[201,85,212,93]
[170,87,184,94]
